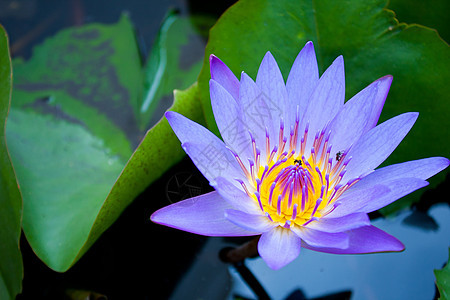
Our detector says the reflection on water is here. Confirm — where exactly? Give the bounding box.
[242,204,449,299]
[171,204,449,299]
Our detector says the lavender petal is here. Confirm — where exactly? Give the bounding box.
[300,55,345,157]
[291,226,349,249]
[225,209,276,233]
[239,72,278,158]
[210,79,253,161]
[326,184,390,218]
[258,227,302,270]
[151,191,257,236]
[210,54,240,100]
[166,112,242,182]
[355,157,450,185]
[256,51,287,129]
[328,76,393,159]
[213,176,261,214]
[301,225,404,254]
[286,41,319,130]
[352,178,428,213]
[305,213,370,233]
[342,112,418,183]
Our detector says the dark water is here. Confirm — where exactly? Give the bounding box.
[162,190,450,300]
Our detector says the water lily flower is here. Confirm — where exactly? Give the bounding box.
[151,42,449,270]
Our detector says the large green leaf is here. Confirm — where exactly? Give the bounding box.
[435,248,450,300]
[388,0,449,42]
[197,0,450,214]
[0,26,23,299]
[140,12,214,129]
[6,14,206,271]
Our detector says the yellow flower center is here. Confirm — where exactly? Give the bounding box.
[232,117,359,228]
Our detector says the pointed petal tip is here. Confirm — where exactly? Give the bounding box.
[209,54,221,67]
[149,211,158,223]
[372,75,393,87]
[240,71,253,82]
[321,54,344,78]
[428,156,450,173]
[380,74,393,81]
[165,110,176,119]
[149,207,171,226]
[394,240,405,252]
[209,54,221,75]
[262,50,274,60]
[165,111,182,126]
[409,111,420,120]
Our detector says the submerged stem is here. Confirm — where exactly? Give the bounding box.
[219,236,260,263]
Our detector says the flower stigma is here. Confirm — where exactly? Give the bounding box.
[233,110,360,229]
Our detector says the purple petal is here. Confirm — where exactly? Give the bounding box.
[213,176,261,214]
[181,142,243,185]
[351,178,429,213]
[166,111,244,184]
[166,111,217,146]
[210,79,253,160]
[328,76,393,158]
[225,209,276,233]
[291,226,349,249]
[326,184,391,218]
[355,157,450,184]
[300,55,345,156]
[342,112,418,183]
[286,41,319,129]
[364,75,393,129]
[239,73,278,158]
[210,54,239,100]
[258,227,301,270]
[256,51,287,124]
[305,213,370,233]
[151,191,257,237]
[302,225,404,254]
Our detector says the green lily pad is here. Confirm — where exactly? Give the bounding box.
[197,0,450,215]
[6,14,207,271]
[0,26,23,299]
[435,248,450,300]
[388,0,449,42]
[140,11,215,129]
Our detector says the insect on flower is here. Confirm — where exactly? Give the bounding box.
[151,41,449,270]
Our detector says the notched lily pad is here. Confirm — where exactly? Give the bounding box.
[7,13,208,271]
[197,0,450,216]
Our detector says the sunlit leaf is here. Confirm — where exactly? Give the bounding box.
[0,25,23,299]
[140,11,214,129]
[7,14,207,271]
[197,0,450,215]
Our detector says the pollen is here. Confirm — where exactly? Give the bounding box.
[233,111,360,228]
